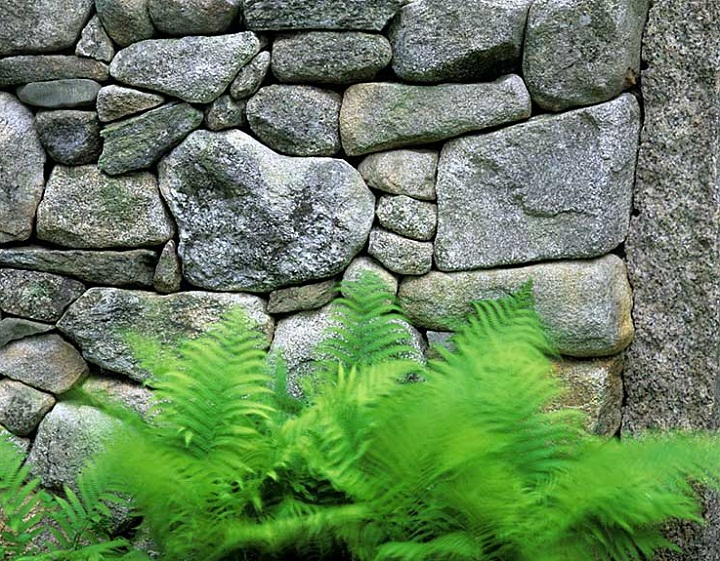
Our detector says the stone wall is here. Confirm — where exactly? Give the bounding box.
[0,0,647,517]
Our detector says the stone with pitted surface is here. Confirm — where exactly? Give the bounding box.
[148,0,241,35]
[268,280,337,314]
[342,257,398,297]
[153,241,183,294]
[205,96,247,131]
[75,15,115,62]
[0,269,85,323]
[0,56,108,87]
[376,195,437,241]
[229,51,270,99]
[0,380,55,437]
[368,229,433,276]
[95,0,155,47]
[35,110,102,165]
[358,149,438,201]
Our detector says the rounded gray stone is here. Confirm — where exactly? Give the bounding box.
[0,269,86,323]
[153,240,182,294]
[0,56,109,87]
[95,0,156,47]
[17,79,100,109]
[75,15,115,62]
[342,257,398,297]
[148,0,241,35]
[247,85,342,156]
[96,85,165,123]
[376,195,437,241]
[205,95,247,131]
[0,380,56,436]
[358,149,438,201]
[368,228,433,276]
[35,110,102,165]
[267,280,337,314]
[272,32,391,84]
[159,130,375,292]
[229,51,270,99]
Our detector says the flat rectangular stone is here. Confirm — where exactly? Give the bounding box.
[0,56,109,86]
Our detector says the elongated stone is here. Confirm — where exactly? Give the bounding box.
[96,85,165,123]
[148,0,241,35]
[0,269,86,322]
[0,56,108,86]
[368,229,433,276]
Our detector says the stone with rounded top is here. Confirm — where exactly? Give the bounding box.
[0,380,56,437]
[368,229,433,276]
[148,0,241,35]
[35,110,102,165]
[358,149,438,201]
[0,269,86,323]
[95,0,155,47]
[17,79,101,109]
[376,195,437,241]
[229,51,270,99]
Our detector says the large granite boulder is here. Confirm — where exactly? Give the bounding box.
[0,56,108,86]
[435,94,640,271]
[35,110,102,165]
[159,130,375,291]
[0,269,85,322]
[95,0,155,47]
[148,0,241,35]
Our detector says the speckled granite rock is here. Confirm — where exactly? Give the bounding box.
[376,195,437,241]
[0,56,108,86]
[95,0,155,47]
[96,85,164,123]
[147,0,241,35]
[17,79,101,109]
[35,110,102,165]
[358,149,438,200]
[267,280,337,314]
[75,15,115,62]
[229,51,270,99]
[368,229,433,276]
[0,380,55,436]
[0,269,85,322]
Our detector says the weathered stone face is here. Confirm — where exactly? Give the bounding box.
[0,380,56,437]
[368,229,433,276]
[35,110,102,165]
[229,51,270,99]
[376,195,437,241]
[95,0,155,47]
[0,269,86,322]
[0,56,108,87]
[158,130,375,292]
[16,79,101,109]
[75,15,115,62]
[96,85,165,123]
[358,149,438,201]
[147,0,241,35]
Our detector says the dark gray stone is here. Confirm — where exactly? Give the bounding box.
[229,51,270,99]
[0,56,108,87]
[267,280,337,314]
[376,195,437,241]
[153,241,182,294]
[75,15,115,62]
[358,149,438,201]
[95,0,156,47]
[0,380,55,436]
[148,0,241,35]
[35,110,102,165]
[96,85,165,123]
[368,229,433,276]
[0,318,54,349]
[17,79,100,109]
[205,95,247,131]
[0,269,86,322]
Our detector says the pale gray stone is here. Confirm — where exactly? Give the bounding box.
[96,85,165,123]
[57,288,274,382]
[95,0,155,47]
[229,51,270,99]
[425,331,455,358]
[267,280,337,314]
[35,110,102,165]
[0,318,54,349]
[247,85,341,156]
[148,0,241,34]
[75,15,115,62]
[0,425,30,456]
[435,94,640,271]
[0,380,55,436]
[0,334,88,394]
[0,93,46,243]
[82,377,154,416]
[376,195,437,241]
[17,79,100,109]
[159,130,374,291]
[398,254,634,357]
[99,102,203,176]
[340,75,531,156]
[389,0,531,82]
[0,269,86,322]
[153,241,182,294]
[37,165,174,249]
[368,229,433,276]
[358,149,438,201]
[110,33,261,103]
[523,0,649,111]
[0,56,108,86]
[342,257,398,297]
[205,95,247,131]
[272,32,391,84]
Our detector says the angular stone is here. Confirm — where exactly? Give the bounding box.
[243,0,404,31]
[368,229,433,276]
[82,377,154,416]
[340,75,532,156]
[0,380,55,436]
[110,33,261,103]
[376,195,436,241]
[57,288,274,381]
[37,165,175,249]
[358,149,438,201]
[0,0,94,55]
[0,334,88,394]
[17,79,100,109]
[153,241,182,294]
[35,110,102,165]
[523,0,649,112]
[247,85,341,156]
[425,331,455,359]
[99,102,203,175]
[75,15,116,62]
[96,85,165,123]
[389,0,531,83]
[95,0,155,47]
[148,0,241,35]
[0,269,86,322]
[342,256,398,297]
[272,32,391,84]
[229,51,270,99]
[0,247,158,287]
[159,130,374,291]
[0,56,108,87]
[0,93,45,243]
[435,94,640,271]
[205,95,247,131]
[268,280,337,314]
[398,254,634,357]
[0,318,54,349]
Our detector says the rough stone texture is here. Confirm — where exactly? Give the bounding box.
[368,229,433,276]
[0,380,55,436]
[398,254,634,357]
[272,32,392,84]
[82,377,154,416]
[75,15,115,62]
[389,0,531,82]
[229,51,270,100]
[0,0,94,55]
[99,102,203,175]
[37,165,175,249]
[0,334,88,394]
[0,426,30,456]
[96,85,165,123]
[0,247,158,287]
[0,56,108,87]
[159,130,375,291]
[342,257,398,296]
[435,94,640,271]
[110,33,261,103]
[0,318,54,349]
[35,110,102,165]
[376,195,437,241]
[247,85,342,156]
[358,149,438,201]
[57,288,274,382]
[340,75,531,156]
[425,331,455,358]
[523,0,649,112]
[16,79,101,109]
[205,95,247,131]
[0,93,46,243]
[148,0,241,35]
[268,280,337,314]
[0,269,86,322]
[243,0,404,31]
[153,241,182,294]
[95,0,155,47]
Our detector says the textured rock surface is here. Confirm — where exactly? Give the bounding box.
[110,33,261,103]
[95,0,155,47]
[17,79,101,109]
[148,0,241,35]
[398,255,634,357]
[0,334,88,394]
[268,280,337,314]
[376,195,437,241]
[272,32,392,84]
[99,102,203,175]
[96,85,165,123]
[0,380,55,436]
[35,110,102,165]
[159,130,374,291]
[0,93,46,243]
[389,0,531,82]
[229,51,270,99]
[82,377,154,416]
[0,269,86,322]
[153,241,182,294]
[358,149,438,200]
[0,426,30,456]
[205,95,247,131]
[0,56,108,86]
[342,257,398,296]
[75,15,115,62]
[368,229,433,276]
[57,288,274,381]
[435,94,640,270]
[247,85,341,156]
[0,318,54,349]
[37,165,174,248]
[340,75,531,155]
[523,0,649,111]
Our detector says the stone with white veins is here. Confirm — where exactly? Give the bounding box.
[435,94,640,271]
[368,228,433,276]
[96,86,165,123]
[95,0,155,47]
[376,195,437,241]
[0,380,55,437]
[358,149,438,201]
[75,15,115,62]
[230,51,270,99]
[0,269,86,323]
[148,0,241,35]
